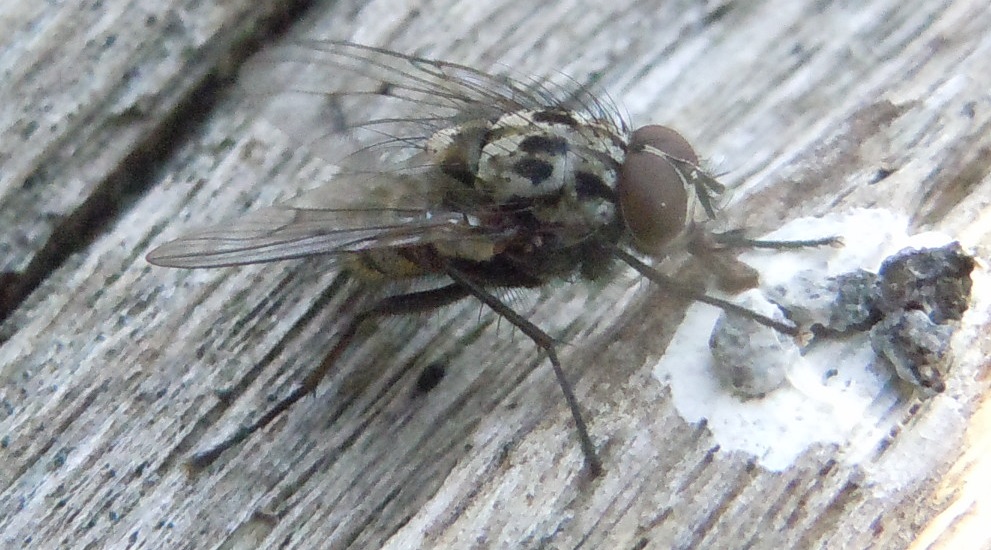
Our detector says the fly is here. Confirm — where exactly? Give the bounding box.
[147,41,838,476]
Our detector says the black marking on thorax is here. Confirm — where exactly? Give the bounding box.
[530,109,580,127]
[518,134,570,156]
[512,158,555,186]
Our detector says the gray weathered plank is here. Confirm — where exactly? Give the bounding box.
[1,0,990,548]
[0,0,313,314]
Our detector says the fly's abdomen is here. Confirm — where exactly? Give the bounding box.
[346,248,426,280]
[347,237,500,281]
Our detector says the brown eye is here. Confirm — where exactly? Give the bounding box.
[617,125,698,254]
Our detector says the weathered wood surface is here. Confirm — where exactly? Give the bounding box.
[1,0,990,548]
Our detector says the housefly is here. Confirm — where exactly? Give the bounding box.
[147,41,837,476]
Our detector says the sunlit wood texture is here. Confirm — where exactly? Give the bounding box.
[1,0,989,548]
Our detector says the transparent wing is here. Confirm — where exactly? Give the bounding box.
[242,41,627,162]
[145,209,473,268]
[150,42,623,268]
[146,169,498,268]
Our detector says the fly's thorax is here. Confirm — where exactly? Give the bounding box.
[426,108,627,240]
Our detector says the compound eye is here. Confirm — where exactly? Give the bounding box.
[618,125,697,254]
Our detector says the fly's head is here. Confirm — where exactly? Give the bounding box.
[617,125,714,256]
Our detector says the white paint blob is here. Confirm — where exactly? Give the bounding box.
[653,208,970,475]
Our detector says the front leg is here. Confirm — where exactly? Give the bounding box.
[687,225,842,292]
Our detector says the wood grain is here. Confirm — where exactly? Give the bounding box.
[1,0,989,548]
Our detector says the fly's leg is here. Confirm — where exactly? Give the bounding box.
[444,265,604,477]
[613,247,802,336]
[708,228,843,250]
[188,283,470,470]
[684,227,842,292]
